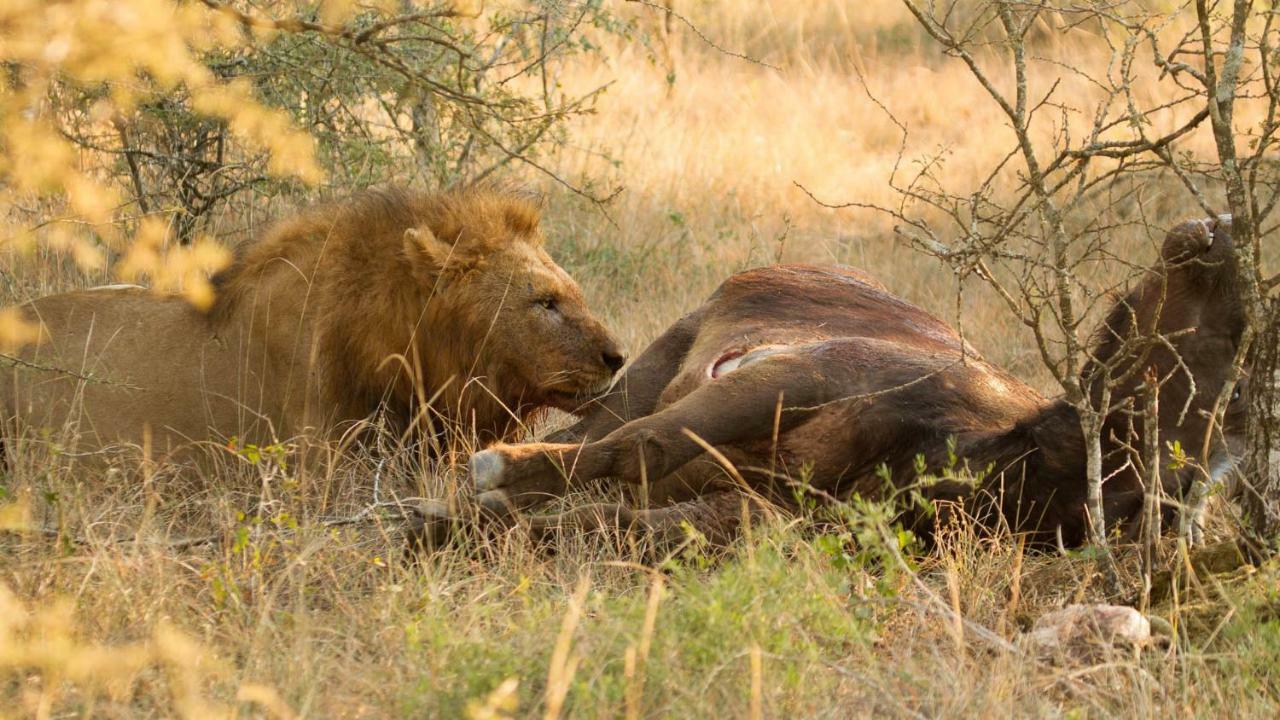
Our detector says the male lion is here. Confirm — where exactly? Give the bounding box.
[0,185,624,462]
[418,217,1246,549]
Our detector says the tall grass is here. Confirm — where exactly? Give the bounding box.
[2,1,1278,717]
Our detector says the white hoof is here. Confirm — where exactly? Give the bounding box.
[470,450,506,491]
[478,490,511,516]
[417,499,450,519]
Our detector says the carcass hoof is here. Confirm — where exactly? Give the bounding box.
[470,449,506,492]
[404,500,459,557]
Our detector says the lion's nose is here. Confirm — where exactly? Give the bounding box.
[602,349,626,374]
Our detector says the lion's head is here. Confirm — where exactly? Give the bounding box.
[204,184,623,444]
[397,187,624,424]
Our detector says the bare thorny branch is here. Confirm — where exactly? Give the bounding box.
[623,0,781,70]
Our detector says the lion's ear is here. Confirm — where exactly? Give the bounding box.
[403,226,456,272]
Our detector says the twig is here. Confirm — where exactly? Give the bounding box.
[624,0,780,71]
[0,353,142,390]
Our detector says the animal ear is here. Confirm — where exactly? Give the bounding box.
[403,226,456,271]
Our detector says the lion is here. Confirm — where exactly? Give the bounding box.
[415,217,1247,550]
[0,185,625,462]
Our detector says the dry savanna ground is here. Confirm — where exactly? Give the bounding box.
[3,1,1279,718]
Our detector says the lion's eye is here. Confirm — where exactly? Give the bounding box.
[538,296,558,312]
[1231,386,1242,402]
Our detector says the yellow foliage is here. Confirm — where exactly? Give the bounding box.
[43,226,107,273]
[0,500,32,532]
[318,0,359,25]
[190,79,322,183]
[115,219,234,310]
[0,121,78,197]
[0,581,295,717]
[0,0,325,345]
[0,308,44,354]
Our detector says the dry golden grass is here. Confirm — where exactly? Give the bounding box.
[3,1,1279,718]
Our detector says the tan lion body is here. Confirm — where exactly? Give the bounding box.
[1,186,623,461]
[3,289,280,455]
